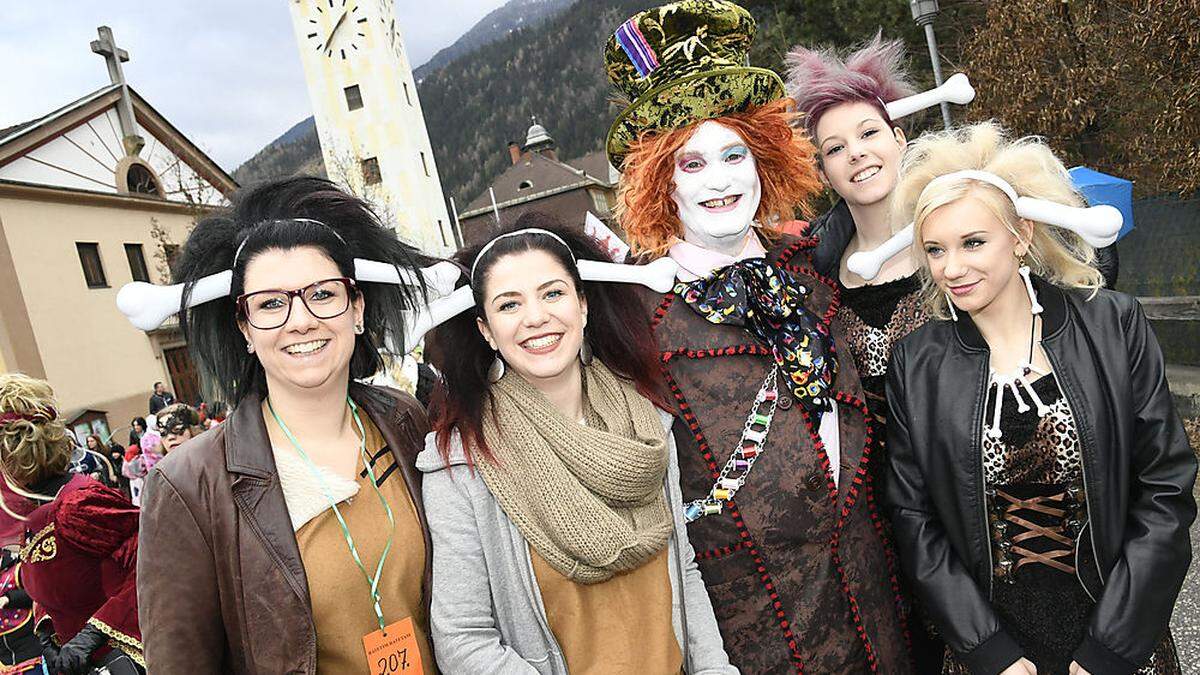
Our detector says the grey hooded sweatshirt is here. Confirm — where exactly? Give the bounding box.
[416,410,739,674]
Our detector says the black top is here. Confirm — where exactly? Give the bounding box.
[148,392,175,415]
[836,274,925,418]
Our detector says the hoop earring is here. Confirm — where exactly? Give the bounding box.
[487,352,506,383]
[944,292,959,321]
[579,339,593,366]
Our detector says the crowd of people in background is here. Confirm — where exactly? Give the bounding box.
[62,383,228,508]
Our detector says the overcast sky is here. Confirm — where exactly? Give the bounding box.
[0,0,509,172]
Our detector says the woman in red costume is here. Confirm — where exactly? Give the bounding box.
[0,373,141,674]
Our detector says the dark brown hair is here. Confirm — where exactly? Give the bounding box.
[428,212,671,467]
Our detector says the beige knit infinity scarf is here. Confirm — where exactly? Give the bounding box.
[478,361,672,584]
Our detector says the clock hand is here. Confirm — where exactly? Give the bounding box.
[325,11,348,48]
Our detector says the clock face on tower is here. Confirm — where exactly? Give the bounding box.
[304,0,368,60]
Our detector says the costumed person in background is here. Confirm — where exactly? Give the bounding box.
[884,122,1195,674]
[605,1,910,671]
[152,403,204,456]
[120,431,159,508]
[0,373,142,674]
[0,549,43,674]
[420,216,737,674]
[133,404,204,506]
[137,177,437,674]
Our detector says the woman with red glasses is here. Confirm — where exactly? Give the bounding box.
[137,177,438,674]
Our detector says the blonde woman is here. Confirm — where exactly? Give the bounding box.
[883,123,1195,675]
[0,373,142,674]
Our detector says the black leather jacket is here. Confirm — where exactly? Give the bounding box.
[807,200,1121,287]
[884,276,1196,674]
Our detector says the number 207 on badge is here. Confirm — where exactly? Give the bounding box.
[363,616,423,675]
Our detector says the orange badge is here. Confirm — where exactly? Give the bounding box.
[363,616,423,675]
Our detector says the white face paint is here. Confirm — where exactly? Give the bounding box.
[671,121,762,254]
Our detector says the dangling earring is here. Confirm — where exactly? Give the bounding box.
[579,339,593,366]
[944,292,959,321]
[1018,265,1044,315]
[487,351,506,383]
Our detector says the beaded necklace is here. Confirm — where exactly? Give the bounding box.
[684,368,780,522]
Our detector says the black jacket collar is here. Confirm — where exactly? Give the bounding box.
[952,274,1069,352]
[808,199,855,279]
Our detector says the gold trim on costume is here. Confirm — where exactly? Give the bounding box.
[88,617,145,668]
[17,523,55,564]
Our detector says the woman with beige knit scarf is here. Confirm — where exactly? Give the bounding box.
[419,213,737,674]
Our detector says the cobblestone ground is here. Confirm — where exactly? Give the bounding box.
[1172,481,1200,674]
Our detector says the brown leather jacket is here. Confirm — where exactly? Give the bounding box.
[137,383,432,674]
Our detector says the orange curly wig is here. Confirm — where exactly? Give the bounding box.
[615,98,822,258]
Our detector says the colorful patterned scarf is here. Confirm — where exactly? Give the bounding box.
[681,258,837,413]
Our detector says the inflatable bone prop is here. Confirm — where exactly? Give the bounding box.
[401,256,682,348]
[884,73,975,120]
[846,169,1124,281]
[116,260,462,332]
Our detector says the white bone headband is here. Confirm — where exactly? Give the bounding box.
[232,218,344,267]
[846,169,1123,281]
[884,73,975,120]
[115,259,462,332]
[469,228,576,282]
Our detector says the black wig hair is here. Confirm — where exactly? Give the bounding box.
[427,211,670,467]
[175,176,431,405]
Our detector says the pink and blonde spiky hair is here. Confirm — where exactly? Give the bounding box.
[785,32,917,135]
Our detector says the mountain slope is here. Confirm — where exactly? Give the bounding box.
[414,0,577,81]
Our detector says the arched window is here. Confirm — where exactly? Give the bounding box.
[125,163,161,196]
[518,180,533,191]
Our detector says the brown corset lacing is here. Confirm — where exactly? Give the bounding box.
[989,482,1086,581]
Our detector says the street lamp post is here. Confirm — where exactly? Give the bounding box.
[911,0,953,130]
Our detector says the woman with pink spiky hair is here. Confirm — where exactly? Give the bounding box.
[786,34,942,671]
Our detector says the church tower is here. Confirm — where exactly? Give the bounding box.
[287,0,454,254]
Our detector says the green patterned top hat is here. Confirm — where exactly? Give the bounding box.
[604,0,784,168]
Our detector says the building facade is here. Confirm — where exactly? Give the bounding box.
[458,120,620,246]
[287,0,455,254]
[0,83,235,443]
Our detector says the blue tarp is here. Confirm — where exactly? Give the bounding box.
[1069,166,1135,240]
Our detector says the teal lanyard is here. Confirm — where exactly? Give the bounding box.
[268,396,396,631]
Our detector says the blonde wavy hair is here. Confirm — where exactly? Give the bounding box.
[891,122,1103,319]
[0,373,72,489]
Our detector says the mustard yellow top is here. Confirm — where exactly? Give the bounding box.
[531,546,682,674]
[295,416,433,674]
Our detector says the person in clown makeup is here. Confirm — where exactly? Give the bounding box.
[605,1,911,672]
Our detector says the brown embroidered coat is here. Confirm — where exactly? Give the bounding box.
[641,236,912,674]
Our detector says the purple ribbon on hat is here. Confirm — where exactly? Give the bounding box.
[615,18,660,78]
